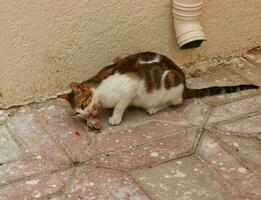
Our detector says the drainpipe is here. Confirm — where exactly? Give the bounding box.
[172,0,206,49]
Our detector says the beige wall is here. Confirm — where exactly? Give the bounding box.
[0,0,261,108]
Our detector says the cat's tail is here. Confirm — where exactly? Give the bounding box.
[184,84,259,99]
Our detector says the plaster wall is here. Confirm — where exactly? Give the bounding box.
[0,0,261,108]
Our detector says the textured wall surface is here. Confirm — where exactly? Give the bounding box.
[0,0,261,108]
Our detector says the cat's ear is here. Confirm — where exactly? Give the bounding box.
[69,82,83,93]
[57,93,69,101]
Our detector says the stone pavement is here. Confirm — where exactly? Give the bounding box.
[0,49,261,200]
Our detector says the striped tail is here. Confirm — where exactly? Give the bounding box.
[184,84,259,99]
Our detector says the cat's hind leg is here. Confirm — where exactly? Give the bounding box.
[146,104,170,115]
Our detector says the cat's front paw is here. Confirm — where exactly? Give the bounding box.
[146,107,159,115]
[108,116,122,126]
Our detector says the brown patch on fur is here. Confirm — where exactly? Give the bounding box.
[164,70,179,89]
[151,65,163,89]
[66,82,93,110]
[127,72,141,80]
[70,82,81,93]
[96,65,118,80]
[145,74,154,93]
[80,82,92,90]
[83,64,118,87]
[113,56,122,64]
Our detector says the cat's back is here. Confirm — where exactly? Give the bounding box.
[88,52,186,93]
[115,52,186,92]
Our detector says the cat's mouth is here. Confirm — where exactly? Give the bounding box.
[84,111,97,119]
[74,110,97,119]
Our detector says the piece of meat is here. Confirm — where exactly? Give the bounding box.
[86,114,101,130]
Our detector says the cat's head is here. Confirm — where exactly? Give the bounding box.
[58,82,97,118]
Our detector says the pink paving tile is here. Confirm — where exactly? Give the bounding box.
[65,167,150,200]
[217,113,261,137]
[207,95,261,123]
[0,158,63,186]
[82,121,187,161]
[154,99,209,127]
[65,167,102,200]
[0,169,73,200]
[198,134,261,197]
[91,167,150,200]
[36,104,91,162]
[89,128,200,170]
[7,107,71,164]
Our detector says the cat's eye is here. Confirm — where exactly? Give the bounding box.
[80,105,84,110]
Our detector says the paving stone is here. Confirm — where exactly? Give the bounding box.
[83,121,187,161]
[65,167,150,200]
[154,99,209,127]
[207,95,261,123]
[245,46,261,68]
[217,113,261,137]
[0,169,73,200]
[7,107,71,164]
[186,58,244,88]
[0,126,22,164]
[0,159,63,186]
[218,134,261,171]
[132,156,233,200]
[204,90,258,106]
[47,197,62,200]
[89,128,200,170]
[230,58,261,86]
[224,194,257,200]
[186,63,244,89]
[92,167,150,199]
[36,104,91,162]
[64,167,102,200]
[198,134,261,197]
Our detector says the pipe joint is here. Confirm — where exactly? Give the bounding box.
[173,0,206,49]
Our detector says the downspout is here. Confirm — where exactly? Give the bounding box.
[172,0,206,49]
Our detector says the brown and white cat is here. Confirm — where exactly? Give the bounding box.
[58,52,259,127]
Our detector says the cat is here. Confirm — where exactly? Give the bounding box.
[58,52,259,126]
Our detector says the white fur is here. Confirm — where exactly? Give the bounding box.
[92,70,184,125]
[138,54,160,65]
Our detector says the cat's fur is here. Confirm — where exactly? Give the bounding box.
[58,52,259,126]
